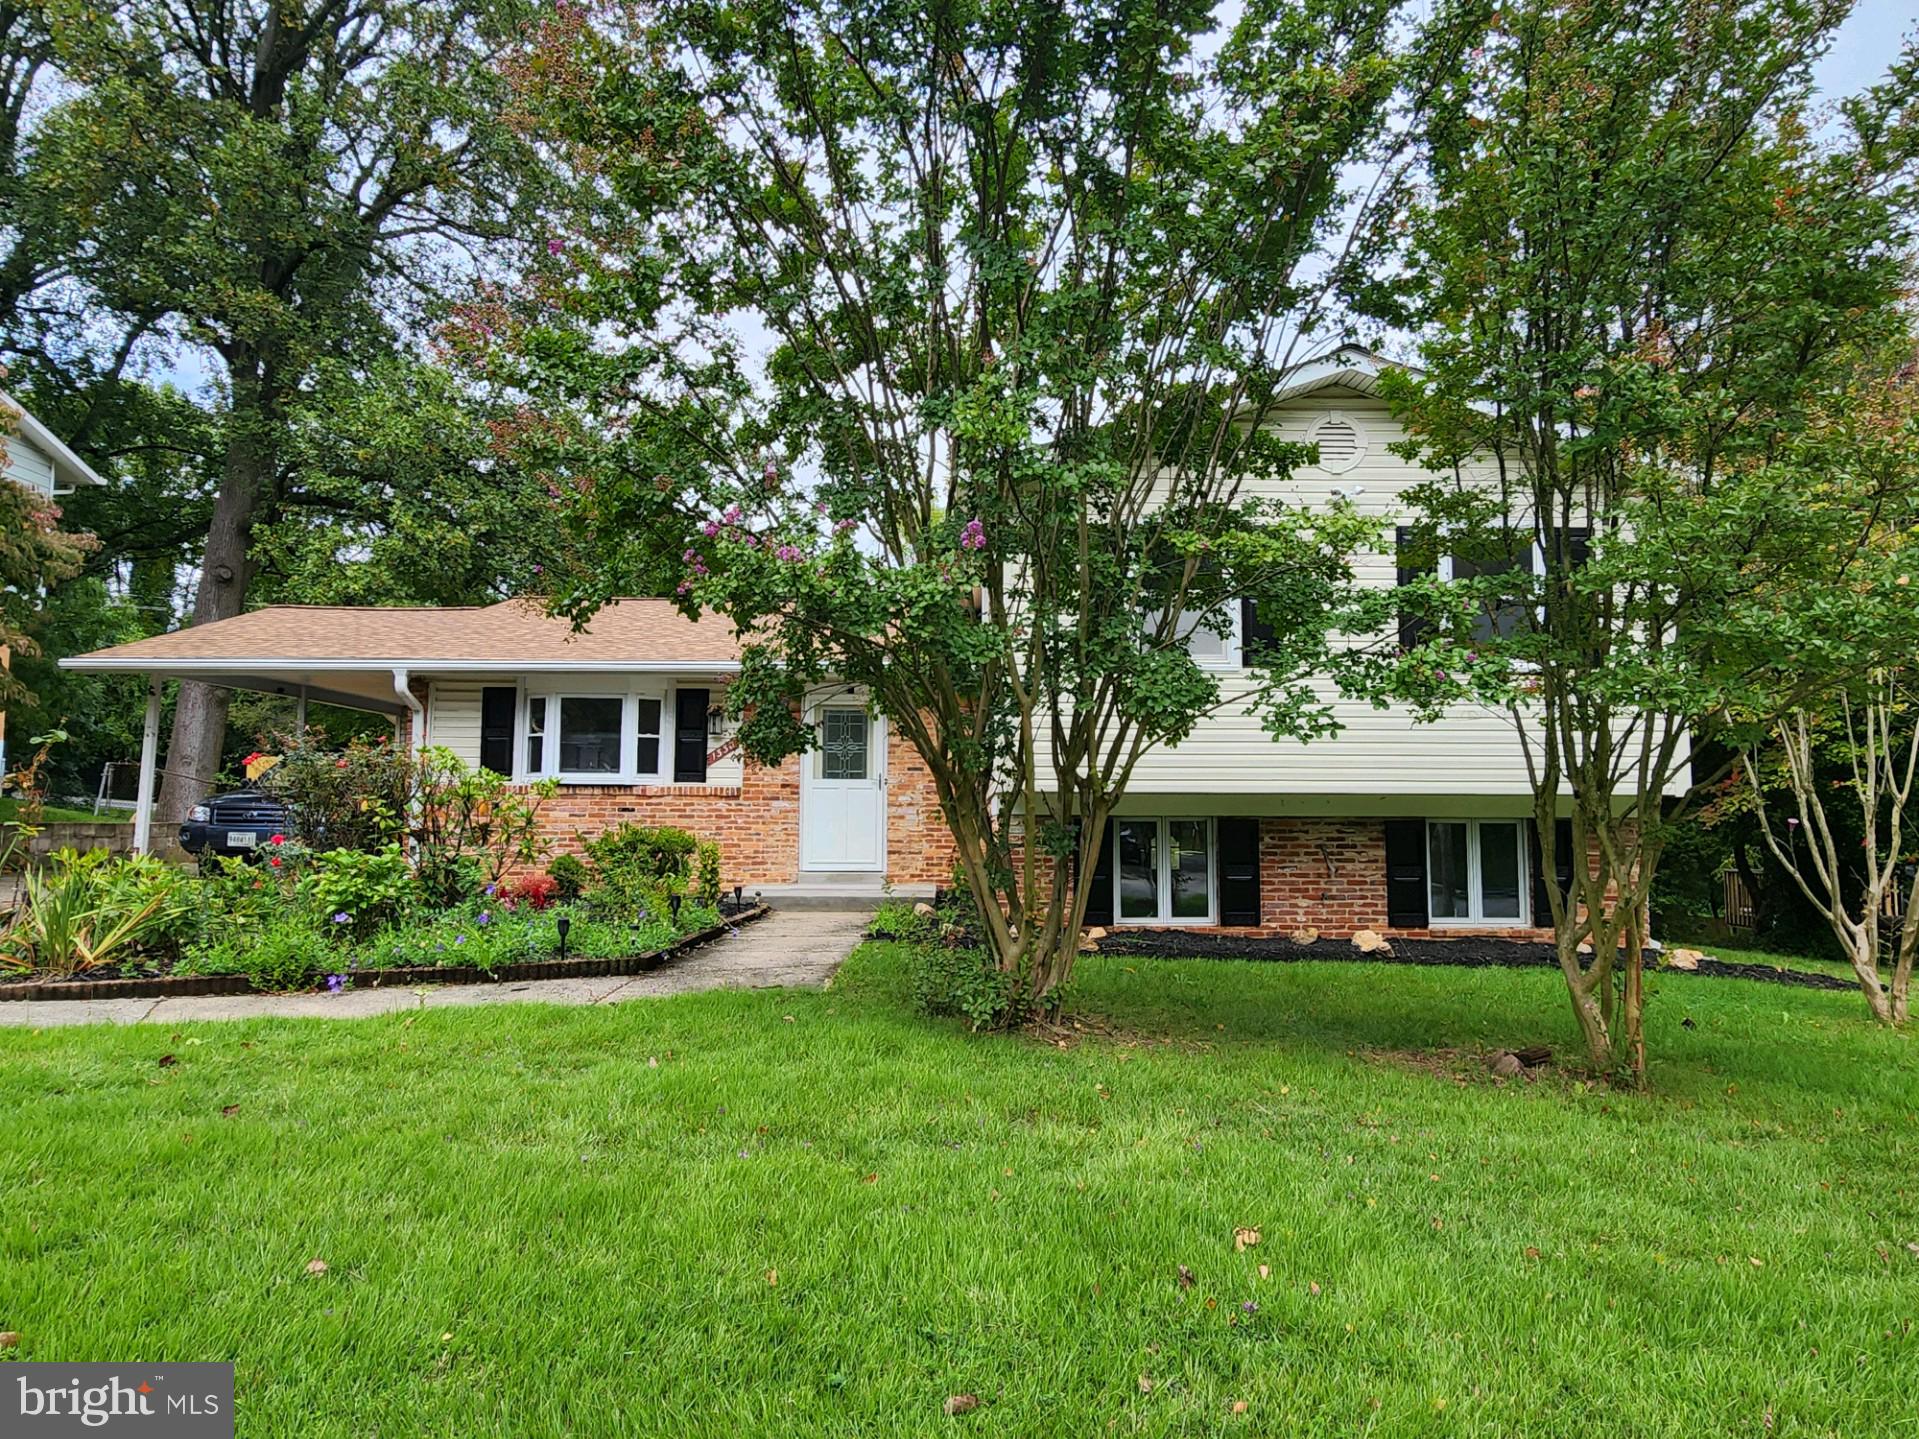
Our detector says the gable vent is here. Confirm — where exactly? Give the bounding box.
[1313,419,1362,470]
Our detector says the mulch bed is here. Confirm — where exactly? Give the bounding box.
[1089,928,1857,993]
[0,904,769,1003]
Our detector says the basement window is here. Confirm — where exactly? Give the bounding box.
[1115,818,1215,925]
[1426,819,1525,925]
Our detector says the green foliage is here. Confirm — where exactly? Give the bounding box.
[261,735,415,852]
[183,916,336,992]
[298,844,417,937]
[693,841,722,909]
[547,854,587,903]
[579,823,700,919]
[908,942,1016,1031]
[411,748,558,909]
[0,849,191,977]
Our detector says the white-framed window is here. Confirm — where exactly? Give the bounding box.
[1115,817,1216,925]
[1426,819,1527,925]
[1180,606,1240,669]
[518,685,673,783]
[634,697,663,776]
[1436,540,1544,644]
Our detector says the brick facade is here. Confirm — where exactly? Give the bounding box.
[1255,817,1558,942]
[510,741,954,889]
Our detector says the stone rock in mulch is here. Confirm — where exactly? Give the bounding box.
[1351,929,1392,956]
[914,902,938,919]
[1290,927,1319,945]
[1084,926,1107,942]
[1666,947,1704,970]
[1488,1051,1525,1078]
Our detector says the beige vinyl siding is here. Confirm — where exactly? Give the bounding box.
[3,433,59,495]
[426,682,486,768]
[1053,387,1572,803]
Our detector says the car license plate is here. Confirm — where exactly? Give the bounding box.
[226,831,259,848]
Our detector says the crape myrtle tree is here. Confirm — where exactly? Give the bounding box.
[1730,337,1919,1027]
[1376,0,1919,1080]
[472,0,1448,1013]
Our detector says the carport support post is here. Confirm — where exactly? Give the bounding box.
[133,678,162,855]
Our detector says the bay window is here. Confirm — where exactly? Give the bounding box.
[516,687,676,783]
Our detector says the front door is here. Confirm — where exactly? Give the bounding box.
[800,703,886,871]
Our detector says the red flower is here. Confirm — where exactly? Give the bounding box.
[270,834,286,845]
[243,751,263,766]
[335,759,350,769]
[269,857,283,868]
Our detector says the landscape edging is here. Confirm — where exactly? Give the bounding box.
[0,904,770,1003]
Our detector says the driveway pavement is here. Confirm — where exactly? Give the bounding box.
[0,908,867,1029]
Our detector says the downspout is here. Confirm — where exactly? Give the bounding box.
[393,668,425,757]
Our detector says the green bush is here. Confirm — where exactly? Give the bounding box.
[548,853,587,901]
[353,900,702,972]
[694,840,722,907]
[909,942,1015,1030]
[259,733,414,852]
[0,849,196,977]
[868,899,933,943]
[580,823,699,918]
[182,915,334,991]
[300,843,416,935]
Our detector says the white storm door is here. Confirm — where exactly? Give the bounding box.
[801,705,886,870]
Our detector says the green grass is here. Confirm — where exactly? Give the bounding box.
[0,796,123,825]
[2,946,1915,1437]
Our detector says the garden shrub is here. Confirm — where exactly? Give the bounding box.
[501,873,558,911]
[183,915,335,991]
[411,747,557,907]
[260,734,414,851]
[694,840,722,907]
[909,942,1015,1030]
[0,848,194,977]
[547,854,586,901]
[300,844,416,935]
[580,823,699,918]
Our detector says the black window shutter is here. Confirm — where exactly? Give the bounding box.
[1384,818,1428,927]
[1080,820,1116,926]
[1566,526,1592,569]
[673,688,709,783]
[1396,526,1434,651]
[1239,599,1278,667]
[479,687,516,777]
[1529,817,1577,925]
[1217,817,1261,926]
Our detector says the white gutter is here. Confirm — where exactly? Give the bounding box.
[60,657,744,675]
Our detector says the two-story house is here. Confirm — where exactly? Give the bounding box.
[64,347,1578,934]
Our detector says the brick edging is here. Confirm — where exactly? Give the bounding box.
[0,905,770,1003]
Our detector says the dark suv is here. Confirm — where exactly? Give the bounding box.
[178,788,293,859]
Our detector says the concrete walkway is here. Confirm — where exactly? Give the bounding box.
[0,908,868,1029]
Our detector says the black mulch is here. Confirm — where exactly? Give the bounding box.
[1090,928,1856,993]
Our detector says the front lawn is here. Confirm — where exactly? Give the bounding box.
[2,945,1915,1436]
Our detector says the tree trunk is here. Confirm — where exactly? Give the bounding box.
[1621,914,1646,1087]
[1848,941,1896,1026]
[155,359,277,826]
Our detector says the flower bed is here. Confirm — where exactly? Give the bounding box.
[0,903,767,1002]
[1,741,759,1001]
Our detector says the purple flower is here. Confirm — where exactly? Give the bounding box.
[763,459,777,481]
[776,544,803,562]
[483,883,497,896]
[959,517,986,551]
[702,519,720,537]
[835,517,858,534]
[477,911,491,926]
[547,237,564,256]
[1787,817,1800,829]
[723,504,743,524]
[454,934,466,946]
[326,974,347,993]
[332,911,350,925]
[1240,1300,1259,1315]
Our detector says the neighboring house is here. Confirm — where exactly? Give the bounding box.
[64,346,1612,932]
[2,389,108,778]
